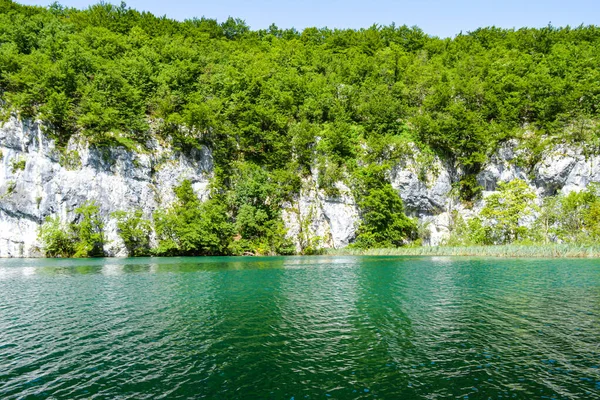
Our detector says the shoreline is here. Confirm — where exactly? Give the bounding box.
[325,244,600,258]
[2,244,600,260]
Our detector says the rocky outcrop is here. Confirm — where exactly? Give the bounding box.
[534,145,600,195]
[0,117,212,257]
[389,150,453,216]
[2,116,600,257]
[282,180,359,252]
[477,140,530,191]
[386,148,455,246]
[385,140,600,246]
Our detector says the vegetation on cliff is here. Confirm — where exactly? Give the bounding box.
[444,182,600,247]
[2,0,600,256]
[39,201,105,257]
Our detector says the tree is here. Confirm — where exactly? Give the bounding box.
[226,163,296,255]
[352,165,416,248]
[535,195,562,243]
[536,184,600,244]
[8,1,600,253]
[480,179,538,244]
[154,180,233,256]
[39,216,76,257]
[221,17,249,39]
[112,209,152,256]
[38,200,105,257]
[72,201,105,257]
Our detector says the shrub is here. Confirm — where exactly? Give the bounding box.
[480,179,538,244]
[154,180,234,256]
[112,209,152,256]
[38,201,105,258]
[71,201,105,257]
[4,181,16,196]
[351,165,416,248]
[226,163,297,255]
[535,184,600,244]
[39,216,76,258]
[10,158,26,173]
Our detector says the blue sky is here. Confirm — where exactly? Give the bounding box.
[17,0,600,38]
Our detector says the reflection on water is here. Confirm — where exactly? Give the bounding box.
[0,256,294,278]
[0,256,600,399]
[0,256,391,278]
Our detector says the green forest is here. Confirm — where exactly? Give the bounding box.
[1,0,600,256]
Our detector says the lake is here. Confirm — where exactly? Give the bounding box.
[1,256,600,399]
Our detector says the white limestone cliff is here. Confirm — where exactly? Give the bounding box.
[2,116,600,256]
[0,117,212,257]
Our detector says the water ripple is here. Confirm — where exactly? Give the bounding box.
[0,256,599,399]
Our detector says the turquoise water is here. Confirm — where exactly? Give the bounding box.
[1,256,600,399]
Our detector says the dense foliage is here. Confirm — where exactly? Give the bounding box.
[112,209,151,256]
[447,180,600,246]
[2,2,600,170]
[351,165,416,248]
[534,185,600,244]
[39,201,104,257]
[5,1,600,256]
[151,178,295,256]
[153,180,233,256]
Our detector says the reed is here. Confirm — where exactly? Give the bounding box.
[325,244,600,258]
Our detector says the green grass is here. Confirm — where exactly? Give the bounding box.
[325,244,600,258]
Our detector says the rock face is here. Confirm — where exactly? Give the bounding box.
[385,140,600,246]
[282,180,359,252]
[534,145,600,195]
[3,116,600,257]
[477,140,530,192]
[388,149,455,246]
[0,117,212,257]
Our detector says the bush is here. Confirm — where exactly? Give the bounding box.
[38,201,105,258]
[351,165,416,248]
[535,184,600,244]
[479,179,538,244]
[226,163,297,255]
[71,201,105,257]
[10,158,26,173]
[112,209,152,256]
[154,180,234,256]
[39,216,76,257]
